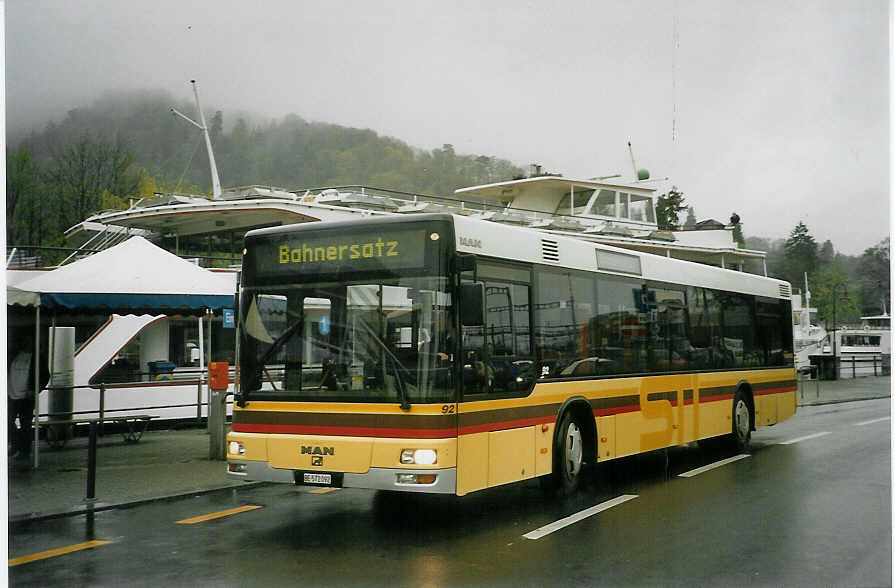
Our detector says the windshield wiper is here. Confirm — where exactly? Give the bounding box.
[237,319,305,406]
[356,318,411,411]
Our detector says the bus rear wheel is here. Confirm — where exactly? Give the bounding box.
[554,412,584,495]
[730,389,752,452]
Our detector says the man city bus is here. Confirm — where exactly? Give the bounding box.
[226,213,795,495]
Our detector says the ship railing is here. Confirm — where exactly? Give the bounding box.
[291,184,623,230]
[6,245,240,269]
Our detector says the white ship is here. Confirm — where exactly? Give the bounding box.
[833,314,891,378]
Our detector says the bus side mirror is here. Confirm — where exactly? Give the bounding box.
[461,283,485,326]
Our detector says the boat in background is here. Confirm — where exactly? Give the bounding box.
[833,314,891,378]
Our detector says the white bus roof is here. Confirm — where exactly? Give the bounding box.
[451,214,790,300]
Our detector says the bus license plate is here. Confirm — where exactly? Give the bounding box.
[303,473,332,485]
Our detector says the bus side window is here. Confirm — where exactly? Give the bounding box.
[535,269,595,378]
[461,262,532,395]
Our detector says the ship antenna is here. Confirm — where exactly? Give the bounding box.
[170,80,222,199]
[627,141,638,179]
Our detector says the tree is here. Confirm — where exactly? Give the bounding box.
[655,187,686,230]
[819,240,835,266]
[856,238,890,315]
[780,221,818,286]
[46,133,142,233]
[730,212,744,248]
[812,266,862,328]
[210,110,223,142]
[6,146,45,244]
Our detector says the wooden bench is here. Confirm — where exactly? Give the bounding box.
[41,415,158,448]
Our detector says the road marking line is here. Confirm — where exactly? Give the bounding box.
[779,431,831,445]
[855,417,891,426]
[522,494,638,540]
[9,540,112,567]
[308,488,341,494]
[176,504,263,524]
[678,454,750,478]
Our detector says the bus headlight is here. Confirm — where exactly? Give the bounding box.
[400,449,437,465]
[229,441,245,456]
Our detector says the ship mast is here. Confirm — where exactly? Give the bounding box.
[170,80,222,199]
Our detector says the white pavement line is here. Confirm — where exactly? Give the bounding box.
[855,416,891,426]
[677,454,750,478]
[522,494,638,540]
[778,431,831,445]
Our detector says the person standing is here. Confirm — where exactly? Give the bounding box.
[8,335,41,469]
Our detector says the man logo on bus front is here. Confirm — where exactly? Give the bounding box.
[302,446,334,466]
[302,446,335,456]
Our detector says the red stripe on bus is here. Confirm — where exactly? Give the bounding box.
[593,405,640,417]
[457,415,556,435]
[231,423,456,439]
[233,386,794,438]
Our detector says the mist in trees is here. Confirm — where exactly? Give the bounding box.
[748,222,889,325]
[6,89,522,246]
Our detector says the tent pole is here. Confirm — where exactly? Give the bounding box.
[206,308,212,431]
[198,314,204,422]
[32,306,40,469]
[208,308,212,424]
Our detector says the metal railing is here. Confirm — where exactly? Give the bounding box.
[837,355,891,378]
[39,375,236,428]
[6,245,240,269]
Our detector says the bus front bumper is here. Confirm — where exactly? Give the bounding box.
[227,460,457,494]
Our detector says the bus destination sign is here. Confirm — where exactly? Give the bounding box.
[254,228,428,276]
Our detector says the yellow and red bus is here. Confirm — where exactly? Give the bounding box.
[226,213,795,495]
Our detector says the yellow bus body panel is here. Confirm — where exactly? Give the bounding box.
[487,427,535,487]
[230,367,795,494]
[456,433,488,495]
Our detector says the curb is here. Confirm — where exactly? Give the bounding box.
[797,395,891,408]
[9,481,269,525]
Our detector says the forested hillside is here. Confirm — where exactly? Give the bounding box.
[7,89,522,246]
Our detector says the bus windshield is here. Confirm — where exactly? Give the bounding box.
[240,276,455,405]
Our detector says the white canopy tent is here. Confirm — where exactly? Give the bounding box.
[7,284,40,308]
[9,236,236,468]
[14,236,234,313]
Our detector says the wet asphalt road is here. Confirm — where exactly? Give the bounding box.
[9,399,891,587]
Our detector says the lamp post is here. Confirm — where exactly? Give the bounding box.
[830,283,849,379]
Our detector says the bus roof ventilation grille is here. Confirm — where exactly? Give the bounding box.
[778,284,792,298]
[541,239,560,263]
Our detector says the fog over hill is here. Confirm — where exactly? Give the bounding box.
[10,89,523,198]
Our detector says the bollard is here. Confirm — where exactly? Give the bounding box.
[86,420,97,502]
[208,389,227,460]
[208,361,230,460]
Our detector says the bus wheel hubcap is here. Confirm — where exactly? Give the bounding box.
[735,400,749,441]
[565,422,582,477]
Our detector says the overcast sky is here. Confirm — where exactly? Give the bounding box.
[5,0,890,254]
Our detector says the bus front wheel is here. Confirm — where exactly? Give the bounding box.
[554,412,584,495]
